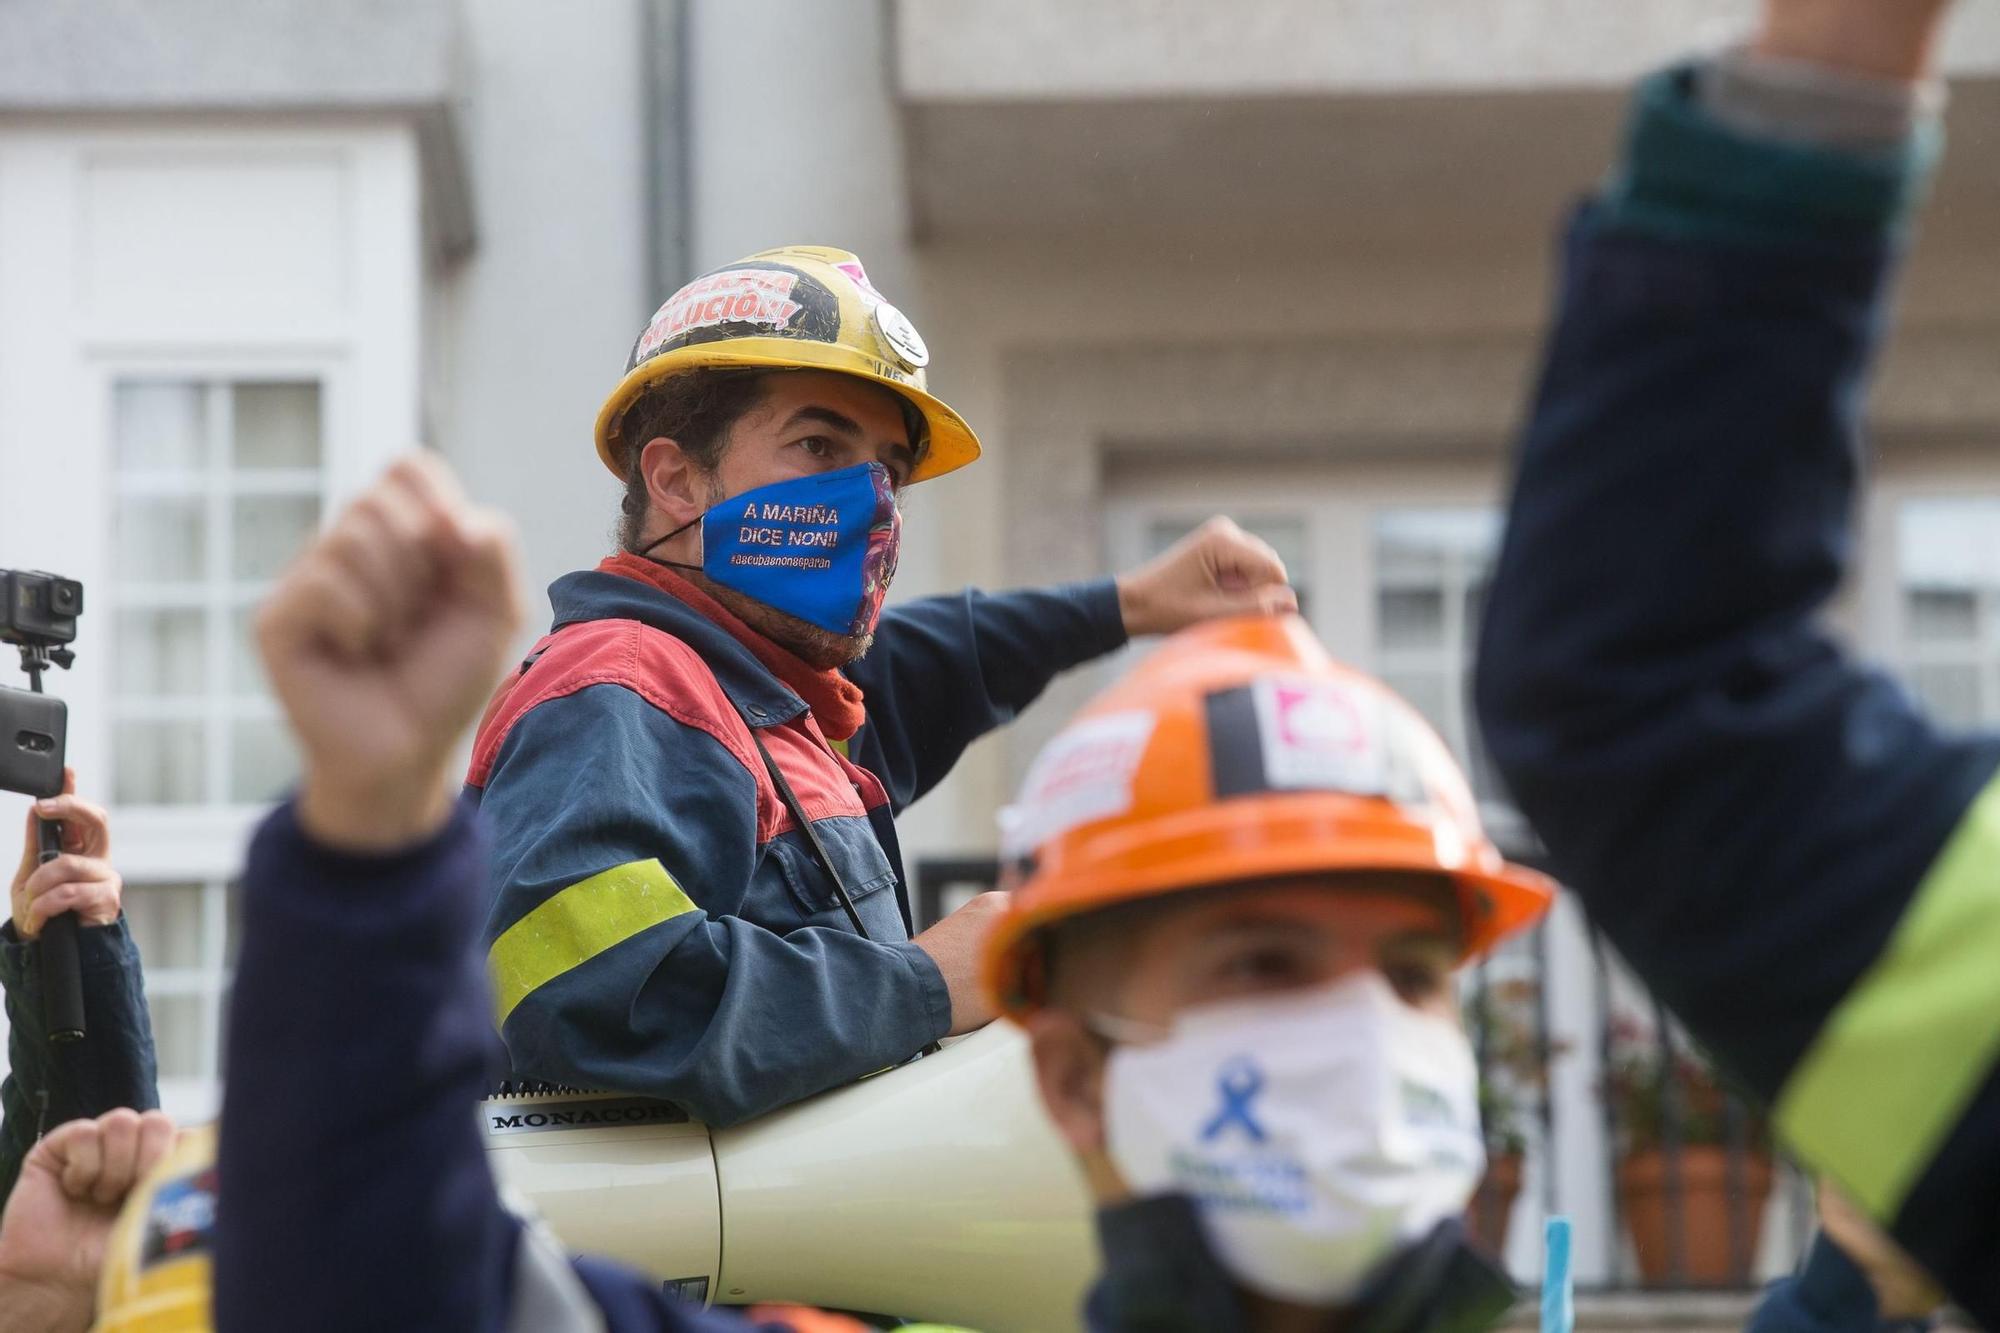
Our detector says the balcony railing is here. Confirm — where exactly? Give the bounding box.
[914,856,1814,1290]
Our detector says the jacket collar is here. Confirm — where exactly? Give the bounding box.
[1087,1196,1515,1333]
[547,557,810,730]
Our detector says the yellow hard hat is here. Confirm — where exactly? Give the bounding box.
[594,245,981,486]
[95,1123,217,1332]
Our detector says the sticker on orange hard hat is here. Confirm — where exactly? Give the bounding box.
[1002,710,1156,862]
[1251,677,1386,793]
[1207,678,1414,803]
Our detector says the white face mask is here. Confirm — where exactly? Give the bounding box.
[1098,971,1485,1306]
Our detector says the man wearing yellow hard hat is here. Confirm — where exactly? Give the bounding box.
[466,246,1295,1126]
[983,614,1553,1330]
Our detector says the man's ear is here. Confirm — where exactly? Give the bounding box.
[638,435,707,534]
[1026,1009,1109,1155]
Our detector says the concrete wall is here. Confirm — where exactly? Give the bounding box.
[432,0,651,625]
[897,0,2000,99]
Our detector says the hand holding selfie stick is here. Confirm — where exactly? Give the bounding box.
[22,643,85,1043]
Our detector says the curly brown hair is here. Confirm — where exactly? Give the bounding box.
[614,368,773,552]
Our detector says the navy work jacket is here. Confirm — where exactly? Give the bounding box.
[467,553,1126,1125]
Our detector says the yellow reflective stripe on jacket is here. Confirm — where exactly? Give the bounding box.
[1775,771,2000,1217]
[488,858,698,1026]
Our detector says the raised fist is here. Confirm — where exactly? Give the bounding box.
[256,454,524,852]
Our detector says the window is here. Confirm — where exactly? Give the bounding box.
[108,377,323,1119]
[1898,496,2000,727]
[110,380,321,807]
[1370,508,1503,801]
[121,878,240,1114]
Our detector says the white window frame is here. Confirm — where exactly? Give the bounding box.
[0,120,422,1126]
[95,357,350,1120]
[1860,479,2000,726]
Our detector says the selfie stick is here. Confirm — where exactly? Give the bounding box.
[23,646,84,1043]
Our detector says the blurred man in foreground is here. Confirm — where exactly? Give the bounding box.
[1476,0,1991,1318]
[984,614,1554,1332]
[213,455,918,1330]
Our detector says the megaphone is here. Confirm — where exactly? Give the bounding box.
[483,1022,1098,1331]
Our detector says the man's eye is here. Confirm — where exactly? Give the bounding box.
[1383,961,1446,1005]
[1219,948,1307,988]
[797,436,834,460]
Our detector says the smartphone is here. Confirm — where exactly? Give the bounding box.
[0,685,66,799]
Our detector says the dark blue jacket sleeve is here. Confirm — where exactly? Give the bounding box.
[217,799,819,1333]
[217,801,523,1332]
[0,918,158,1207]
[1475,69,2000,1318]
[482,688,950,1127]
[846,582,1128,811]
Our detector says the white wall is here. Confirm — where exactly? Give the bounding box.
[898,0,2000,99]
[0,116,425,1118]
[432,0,651,631]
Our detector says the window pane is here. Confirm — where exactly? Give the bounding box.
[1898,498,2000,724]
[1371,508,1500,799]
[114,382,207,471]
[1378,587,1445,650]
[115,607,207,697]
[228,717,298,804]
[230,605,269,699]
[1381,668,1452,747]
[148,994,208,1081]
[1907,588,1977,644]
[232,495,320,580]
[117,498,206,582]
[233,383,321,469]
[123,882,206,969]
[114,720,206,805]
[1910,662,1983,728]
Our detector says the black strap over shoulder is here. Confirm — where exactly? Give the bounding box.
[746,721,872,940]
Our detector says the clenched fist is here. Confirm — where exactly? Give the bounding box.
[256,454,524,853]
[0,1108,176,1333]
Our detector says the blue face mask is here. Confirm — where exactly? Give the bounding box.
[645,462,902,638]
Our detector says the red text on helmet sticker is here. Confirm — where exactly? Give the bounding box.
[637,268,803,360]
[1252,677,1387,795]
[1003,710,1156,861]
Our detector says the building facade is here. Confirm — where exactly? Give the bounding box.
[3,0,1999,1293]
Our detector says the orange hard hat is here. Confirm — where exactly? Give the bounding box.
[983,614,1554,1020]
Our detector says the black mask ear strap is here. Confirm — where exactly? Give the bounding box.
[640,510,712,568]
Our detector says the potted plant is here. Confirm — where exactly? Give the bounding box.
[1602,1013,1773,1286]
[1463,977,1561,1256]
